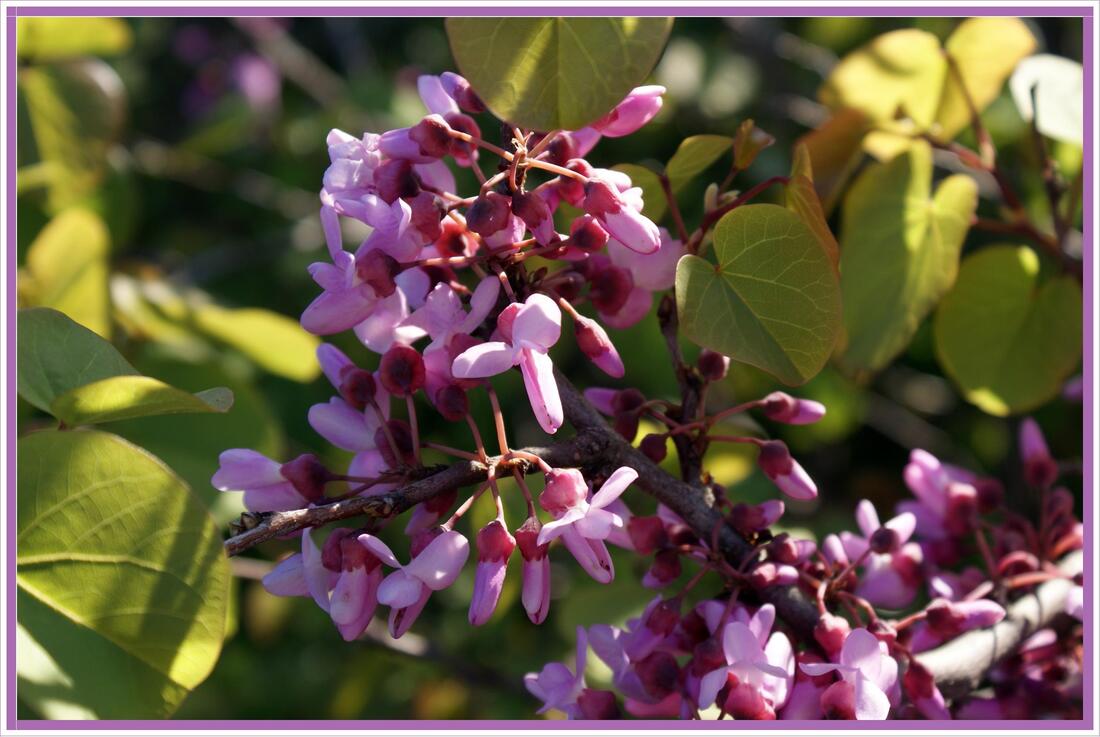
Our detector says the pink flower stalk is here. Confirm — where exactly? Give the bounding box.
[1019,417,1058,488]
[800,628,899,720]
[451,293,564,433]
[760,391,827,425]
[583,177,661,255]
[469,519,516,626]
[515,516,551,624]
[697,604,795,713]
[212,449,328,512]
[592,85,666,137]
[525,626,589,717]
[840,500,921,609]
[755,440,818,500]
[359,528,470,638]
[538,466,638,584]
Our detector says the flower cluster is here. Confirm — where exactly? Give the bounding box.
[211,70,1082,721]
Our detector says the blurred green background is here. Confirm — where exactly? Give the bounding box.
[16,16,1084,720]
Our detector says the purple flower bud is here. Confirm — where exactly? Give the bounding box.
[635,651,680,700]
[820,680,857,719]
[557,158,594,206]
[440,71,484,113]
[336,368,377,411]
[756,440,817,500]
[379,345,426,396]
[569,214,609,252]
[639,433,668,463]
[469,520,516,626]
[869,526,901,554]
[760,391,826,425]
[407,114,453,159]
[374,158,419,202]
[1019,418,1058,489]
[512,191,555,245]
[583,178,661,255]
[433,383,469,421]
[540,468,588,514]
[642,549,681,588]
[592,85,665,138]
[375,419,416,468]
[356,248,400,298]
[814,612,851,655]
[589,263,634,315]
[443,112,480,163]
[573,313,625,378]
[409,191,445,242]
[627,515,668,554]
[466,191,512,237]
[696,350,730,381]
[515,516,551,624]
[321,528,355,571]
[279,453,331,503]
[576,688,620,719]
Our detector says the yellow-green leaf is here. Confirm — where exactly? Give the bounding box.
[22,209,111,337]
[731,119,774,171]
[676,204,842,385]
[837,142,978,376]
[933,245,1081,415]
[17,430,229,718]
[786,143,839,269]
[49,376,233,426]
[191,305,321,382]
[666,134,733,191]
[937,17,1036,140]
[794,108,868,213]
[17,17,132,62]
[446,17,673,131]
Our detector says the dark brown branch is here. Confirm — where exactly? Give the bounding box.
[918,551,1082,699]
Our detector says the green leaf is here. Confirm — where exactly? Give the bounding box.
[676,204,842,385]
[446,17,673,131]
[49,376,233,426]
[933,246,1082,415]
[1010,54,1084,145]
[17,430,229,718]
[937,17,1036,140]
[837,142,977,376]
[819,29,947,129]
[786,143,839,269]
[666,134,733,191]
[18,308,137,414]
[19,59,126,211]
[731,119,774,171]
[109,354,285,524]
[794,108,868,213]
[21,209,111,337]
[612,163,666,224]
[191,305,321,383]
[17,17,132,62]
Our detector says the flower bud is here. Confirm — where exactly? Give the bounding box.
[541,130,577,165]
[434,383,469,421]
[540,468,588,514]
[814,613,851,655]
[691,635,727,676]
[820,680,857,719]
[515,517,550,624]
[627,515,668,554]
[612,387,646,414]
[576,688,620,720]
[869,526,901,554]
[944,483,979,536]
[588,263,634,314]
[760,391,826,425]
[639,433,668,463]
[409,191,445,242]
[512,191,555,245]
[592,85,665,137]
[642,549,681,588]
[407,114,452,159]
[338,368,377,411]
[356,248,401,298]
[279,453,331,502]
[574,314,625,378]
[569,214,609,252]
[720,674,775,720]
[975,477,1005,513]
[757,440,817,500]
[443,112,480,161]
[469,520,516,626]
[466,191,511,237]
[321,527,354,571]
[636,651,680,700]
[379,345,426,396]
[768,532,800,565]
[439,71,484,112]
[374,158,419,202]
[696,349,730,381]
[557,158,594,205]
[1019,418,1058,489]
[434,217,478,258]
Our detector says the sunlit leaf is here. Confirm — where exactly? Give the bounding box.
[50,376,233,426]
[836,142,978,376]
[786,143,839,269]
[446,17,673,131]
[1010,54,1084,145]
[17,430,229,718]
[17,307,137,414]
[666,134,732,191]
[731,119,773,171]
[21,209,110,337]
[934,245,1081,415]
[937,18,1036,140]
[17,17,132,62]
[191,305,321,383]
[676,204,842,385]
[19,60,126,211]
[794,108,868,213]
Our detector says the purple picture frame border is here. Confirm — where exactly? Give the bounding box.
[5,3,1095,732]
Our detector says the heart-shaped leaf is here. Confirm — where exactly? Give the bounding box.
[676,204,842,385]
[21,209,110,337]
[666,134,733,191]
[50,376,233,427]
[446,17,673,131]
[836,142,977,376]
[933,245,1082,415]
[786,143,839,269]
[17,430,229,718]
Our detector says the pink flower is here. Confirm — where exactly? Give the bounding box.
[538,466,637,584]
[908,598,1006,652]
[515,516,551,624]
[799,628,899,720]
[897,449,980,539]
[525,626,588,716]
[760,391,826,425]
[756,440,817,500]
[359,529,470,638]
[1019,417,1058,488]
[212,449,324,512]
[583,177,661,255]
[840,500,921,609]
[451,293,564,433]
[592,85,665,137]
[572,312,625,377]
[403,276,500,353]
[469,520,516,626]
[697,604,795,712]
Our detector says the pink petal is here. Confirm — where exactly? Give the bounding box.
[855,500,881,537]
[723,621,764,664]
[762,631,795,708]
[378,570,424,609]
[590,466,638,509]
[698,667,730,709]
[357,533,403,569]
[513,293,562,351]
[388,586,432,638]
[262,554,309,597]
[308,398,374,451]
[562,527,614,584]
[600,208,660,255]
[354,291,415,354]
[301,283,378,335]
[417,74,459,116]
[413,161,455,198]
[519,349,563,434]
[885,511,917,543]
[573,507,620,540]
[750,604,776,645]
[404,529,470,590]
[302,530,332,613]
[451,341,518,378]
[853,675,891,720]
[522,556,551,624]
[536,506,587,546]
[460,276,502,334]
[316,343,354,391]
[598,286,652,329]
[330,566,369,626]
[212,449,284,490]
[839,629,884,679]
[242,482,307,513]
[468,558,508,626]
[336,566,381,641]
[320,204,343,259]
[584,387,618,415]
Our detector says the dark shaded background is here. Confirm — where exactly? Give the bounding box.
[17,16,1084,719]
